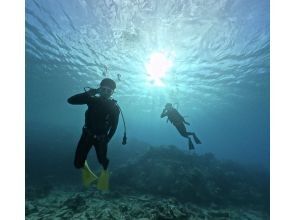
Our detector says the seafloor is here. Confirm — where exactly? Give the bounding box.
[26,187,268,220]
[26,145,269,220]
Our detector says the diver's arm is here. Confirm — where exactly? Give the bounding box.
[67,92,92,105]
[106,107,120,142]
[161,109,167,118]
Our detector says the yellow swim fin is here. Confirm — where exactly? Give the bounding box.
[97,169,110,191]
[82,161,98,187]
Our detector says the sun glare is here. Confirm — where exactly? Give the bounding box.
[145,52,173,86]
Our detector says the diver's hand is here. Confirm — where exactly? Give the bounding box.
[160,109,167,118]
[87,88,98,96]
[162,108,168,114]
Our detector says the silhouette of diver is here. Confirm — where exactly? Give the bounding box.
[161,103,202,150]
[67,78,120,189]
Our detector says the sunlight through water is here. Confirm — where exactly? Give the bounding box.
[145,52,173,87]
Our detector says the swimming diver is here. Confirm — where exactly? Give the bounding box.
[67,78,121,190]
[161,103,202,150]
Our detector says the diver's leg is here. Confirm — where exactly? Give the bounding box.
[74,132,93,169]
[175,123,195,150]
[188,137,195,150]
[95,140,110,190]
[175,123,189,138]
[186,132,202,144]
[94,140,109,170]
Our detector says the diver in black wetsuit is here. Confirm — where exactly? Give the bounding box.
[161,103,202,150]
[67,78,120,171]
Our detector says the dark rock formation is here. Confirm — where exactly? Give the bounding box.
[111,145,269,211]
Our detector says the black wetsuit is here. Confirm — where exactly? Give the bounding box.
[161,108,188,137]
[161,107,201,148]
[68,92,120,170]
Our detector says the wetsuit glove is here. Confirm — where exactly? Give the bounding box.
[86,88,99,96]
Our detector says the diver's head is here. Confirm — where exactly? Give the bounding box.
[165,103,173,110]
[99,78,116,99]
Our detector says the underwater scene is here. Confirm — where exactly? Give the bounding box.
[26,0,270,219]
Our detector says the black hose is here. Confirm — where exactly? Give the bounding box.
[117,105,127,145]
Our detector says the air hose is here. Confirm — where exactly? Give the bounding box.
[117,105,127,145]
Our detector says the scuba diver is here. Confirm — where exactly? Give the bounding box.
[67,78,127,190]
[161,103,202,150]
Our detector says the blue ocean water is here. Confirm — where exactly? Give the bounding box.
[25,0,270,219]
[26,0,269,166]
[25,1,269,216]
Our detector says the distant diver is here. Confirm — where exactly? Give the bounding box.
[161,103,202,150]
[68,78,127,190]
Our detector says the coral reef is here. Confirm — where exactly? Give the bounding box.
[26,145,269,219]
[111,146,269,211]
[25,189,268,220]
[26,183,53,201]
